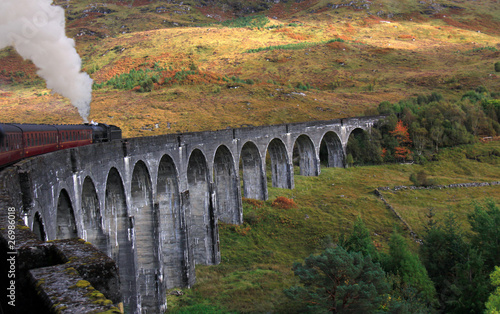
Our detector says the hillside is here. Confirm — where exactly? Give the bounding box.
[167,141,500,313]
[0,0,499,137]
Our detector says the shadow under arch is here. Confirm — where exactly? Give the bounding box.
[131,160,161,311]
[56,189,78,239]
[213,145,241,224]
[320,131,345,168]
[32,211,46,241]
[157,154,189,288]
[81,176,107,252]
[266,138,293,189]
[187,148,217,265]
[240,141,266,201]
[104,167,137,312]
[293,134,319,176]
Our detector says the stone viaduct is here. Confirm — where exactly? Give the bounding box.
[5,115,383,313]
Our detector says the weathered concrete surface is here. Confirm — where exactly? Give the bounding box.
[0,115,384,313]
[0,166,122,313]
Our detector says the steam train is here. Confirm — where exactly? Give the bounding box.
[0,123,122,168]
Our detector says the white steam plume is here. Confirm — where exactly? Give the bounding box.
[0,0,92,122]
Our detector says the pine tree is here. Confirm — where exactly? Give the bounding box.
[343,217,377,259]
[385,231,437,306]
[468,200,500,270]
[284,246,388,313]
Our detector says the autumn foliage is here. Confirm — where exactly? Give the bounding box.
[390,120,412,161]
[272,196,297,209]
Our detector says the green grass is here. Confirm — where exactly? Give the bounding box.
[245,38,345,53]
[166,141,500,313]
[206,15,270,29]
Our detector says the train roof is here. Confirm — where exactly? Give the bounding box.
[0,123,24,133]
[0,123,95,132]
[53,124,93,131]
[7,124,59,132]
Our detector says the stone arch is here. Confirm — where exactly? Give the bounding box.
[240,141,266,200]
[320,131,345,168]
[56,189,78,239]
[266,138,292,189]
[187,148,216,265]
[32,211,46,241]
[104,167,137,312]
[293,134,319,176]
[81,176,107,252]
[213,145,241,224]
[131,160,160,311]
[346,127,373,167]
[157,154,185,288]
[347,127,366,141]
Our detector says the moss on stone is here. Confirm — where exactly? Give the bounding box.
[70,279,91,289]
[65,267,78,275]
[53,304,67,313]
[36,278,45,288]
[97,306,122,314]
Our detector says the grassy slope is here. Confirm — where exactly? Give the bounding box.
[0,0,499,137]
[166,141,500,313]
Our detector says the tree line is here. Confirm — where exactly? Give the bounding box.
[347,87,500,166]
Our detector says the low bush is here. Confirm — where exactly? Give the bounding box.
[272,196,296,209]
[409,170,434,187]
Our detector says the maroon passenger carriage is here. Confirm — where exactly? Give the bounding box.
[0,123,94,168]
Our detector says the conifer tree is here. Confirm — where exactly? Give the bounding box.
[385,231,437,306]
[285,246,388,313]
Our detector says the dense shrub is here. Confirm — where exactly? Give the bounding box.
[409,170,434,187]
[242,197,263,208]
[495,61,500,72]
[271,196,296,209]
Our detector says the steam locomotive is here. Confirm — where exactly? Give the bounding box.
[0,123,122,168]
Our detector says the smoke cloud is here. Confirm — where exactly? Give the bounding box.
[0,0,93,122]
